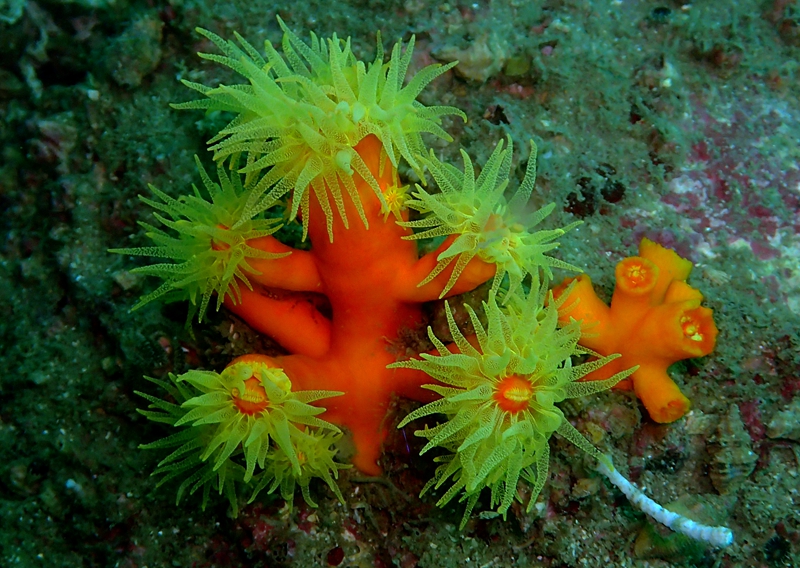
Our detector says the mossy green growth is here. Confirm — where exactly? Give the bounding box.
[110,156,287,321]
[174,17,466,241]
[400,136,581,298]
[390,281,633,528]
[136,359,347,514]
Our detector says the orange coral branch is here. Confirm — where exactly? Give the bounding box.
[224,287,331,358]
[245,235,323,292]
[553,273,611,353]
[395,235,496,301]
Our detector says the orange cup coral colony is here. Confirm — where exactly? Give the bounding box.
[553,238,719,424]
[114,18,731,544]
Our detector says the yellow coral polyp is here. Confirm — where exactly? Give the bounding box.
[173,19,465,240]
[400,136,581,298]
[390,282,633,527]
[677,306,716,354]
[109,156,289,321]
[136,354,345,511]
[380,182,410,221]
[681,316,702,341]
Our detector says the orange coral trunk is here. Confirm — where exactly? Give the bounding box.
[229,136,459,474]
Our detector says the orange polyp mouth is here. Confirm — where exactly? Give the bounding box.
[680,314,704,342]
[654,398,691,423]
[493,375,533,413]
[677,306,717,355]
[616,257,658,294]
[232,376,269,415]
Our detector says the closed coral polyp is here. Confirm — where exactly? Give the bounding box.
[616,256,657,295]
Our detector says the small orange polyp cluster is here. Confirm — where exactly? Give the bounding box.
[553,238,718,423]
[494,375,533,413]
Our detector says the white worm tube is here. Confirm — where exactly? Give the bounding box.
[597,458,734,547]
